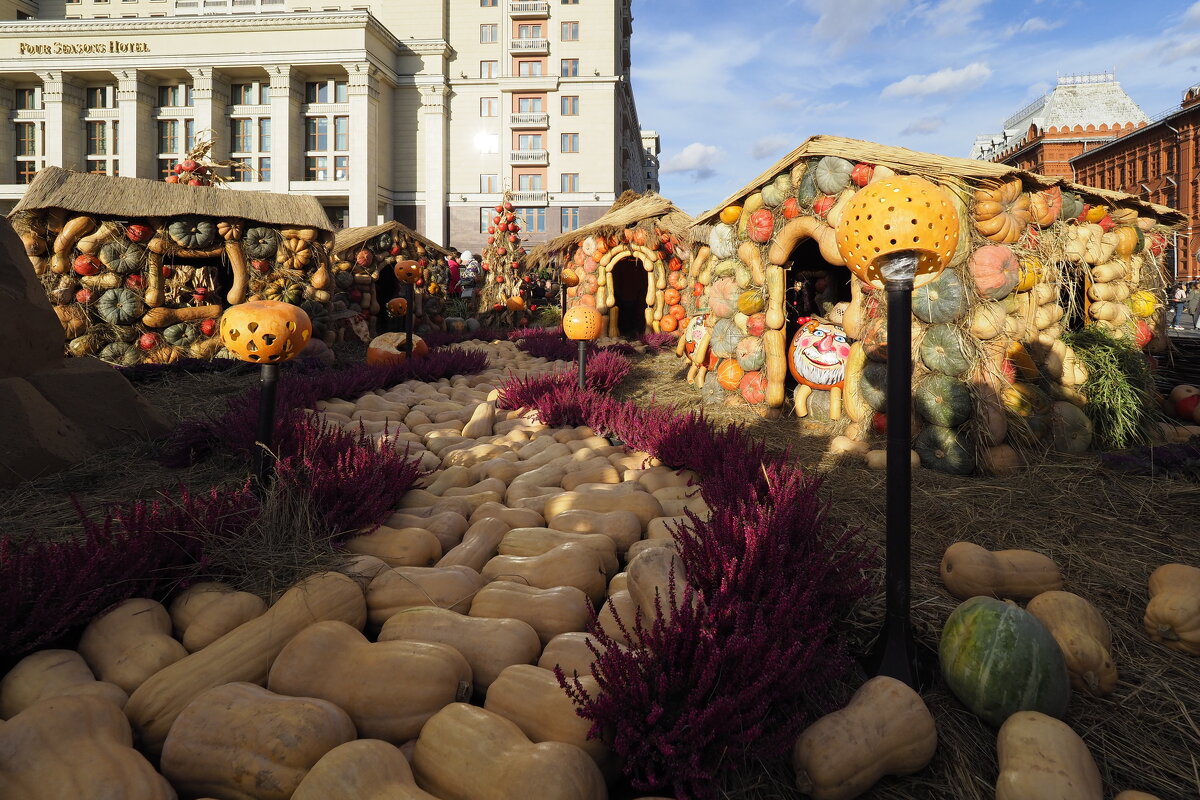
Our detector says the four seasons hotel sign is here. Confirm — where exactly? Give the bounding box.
[18,41,150,55]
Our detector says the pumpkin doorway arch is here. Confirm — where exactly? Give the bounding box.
[610,255,650,337]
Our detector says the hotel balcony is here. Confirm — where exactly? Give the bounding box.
[509,191,548,205]
[509,112,550,129]
[510,38,550,56]
[509,149,549,166]
[510,2,550,18]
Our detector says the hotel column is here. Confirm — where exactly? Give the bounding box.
[0,80,14,184]
[189,68,230,165]
[38,71,84,171]
[116,70,155,179]
[420,83,449,245]
[268,66,303,196]
[347,63,380,227]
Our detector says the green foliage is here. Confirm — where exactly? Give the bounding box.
[1062,326,1162,450]
[536,304,563,328]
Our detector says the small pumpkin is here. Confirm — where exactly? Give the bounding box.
[367,332,429,365]
[94,287,145,325]
[125,223,155,243]
[939,596,1071,727]
[98,341,141,366]
[1050,401,1093,453]
[99,240,147,275]
[277,237,313,270]
[1060,191,1084,221]
[859,359,888,413]
[913,268,970,324]
[716,358,744,391]
[915,374,973,427]
[167,216,218,250]
[243,226,282,259]
[968,244,1020,300]
[739,370,767,404]
[709,317,744,359]
[914,424,975,475]
[708,223,736,259]
[735,335,765,371]
[760,173,793,207]
[746,209,775,243]
[1143,563,1200,656]
[1028,187,1063,227]
[719,205,742,224]
[812,156,854,195]
[974,179,1032,244]
[919,324,971,377]
[1026,591,1117,696]
[162,322,199,347]
[736,289,765,315]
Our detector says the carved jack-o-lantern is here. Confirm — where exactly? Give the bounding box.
[394,260,421,284]
[788,317,850,390]
[563,305,603,341]
[386,297,408,317]
[219,300,312,363]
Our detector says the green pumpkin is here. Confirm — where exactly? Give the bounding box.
[281,283,306,305]
[812,156,854,195]
[300,300,331,338]
[737,290,765,315]
[920,324,971,376]
[915,375,973,427]
[735,335,765,371]
[913,269,970,324]
[859,359,888,413]
[167,216,218,250]
[709,317,744,359]
[94,287,144,326]
[797,161,820,205]
[760,173,792,208]
[914,424,976,474]
[1059,191,1084,221]
[1050,401,1092,453]
[700,372,724,405]
[373,231,394,252]
[98,341,141,366]
[163,323,199,347]
[99,240,146,276]
[940,596,1071,727]
[244,226,282,259]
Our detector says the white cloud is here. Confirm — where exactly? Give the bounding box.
[1184,2,1200,26]
[660,143,724,179]
[882,62,992,98]
[900,116,946,135]
[803,0,911,53]
[1003,16,1064,37]
[751,135,793,159]
[919,0,990,36]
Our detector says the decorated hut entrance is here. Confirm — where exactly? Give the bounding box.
[687,135,1183,473]
[529,191,695,338]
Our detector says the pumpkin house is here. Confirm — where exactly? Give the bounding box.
[687,135,1184,473]
[331,221,453,341]
[9,167,335,367]
[530,192,695,337]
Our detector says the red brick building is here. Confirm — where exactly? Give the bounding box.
[972,73,1148,180]
[1071,87,1200,282]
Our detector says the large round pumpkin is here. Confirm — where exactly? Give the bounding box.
[968,245,1020,301]
[243,227,282,259]
[812,156,854,195]
[745,209,774,243]
[939,596,1071,727]
[915,375,973,427]
[913,269,970,324]
[1050,401,1093,453]
[99,240,146,276]
[98,341,141,366]
[1029,187,1063,227]
[914,424,975,475]
[1060,191,1084,221]
[563,305,603,340]
[710,317,743,358]
[716,358,744,391]
[735,335,765,371]
[920,324,971,376]
[859,359,888,413]
[367,332,429,365]
[739,370,767,404]
[94,287,144,325]
[708,277,739,319]
[168,217,218,250]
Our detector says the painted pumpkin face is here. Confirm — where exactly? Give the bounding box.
[683,315,708,354]
[788,318,851,389]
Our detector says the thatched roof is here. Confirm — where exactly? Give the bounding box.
[10,167,333,230]
[694,135,1186,227]
[332,221,452,260]
[528,192,694,267]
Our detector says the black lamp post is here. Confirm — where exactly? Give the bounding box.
[834,175,961,690]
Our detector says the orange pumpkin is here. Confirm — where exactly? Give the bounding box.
[563,305,603,340]
[386,297,408,316]
[719,206,742,224]
[974,178,1032,244]
[631,228,648,246]
[663,288,681,306]
[579,294,596,307]
[394,260,421,284]
[669,304,686,320]
[739,370,767,404]
[506,296,526,312]
[716,359,744,390]
[1029,187,1063,227]
[561,268,580,288]
[659,315,678,333]
[668,271,687,291]
[367,332,429,365]
[219,301,312,364]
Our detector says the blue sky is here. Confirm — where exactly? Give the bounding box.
[629,0,1200,216]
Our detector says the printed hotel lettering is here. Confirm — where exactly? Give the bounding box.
[18,41,150,55]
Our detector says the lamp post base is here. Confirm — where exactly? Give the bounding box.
[861,617,937,691]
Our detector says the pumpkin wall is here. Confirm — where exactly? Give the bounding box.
[687,156,1173,474]
[331,230,449,342]
[562,225,692,337]
[10,209,334,366]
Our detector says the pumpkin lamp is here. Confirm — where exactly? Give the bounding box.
[219,300,313,492]
[563,304,603,389]
[392,260,421,355]
[835,174,961,692]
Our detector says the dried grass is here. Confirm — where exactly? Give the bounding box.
[614,349,1200,800]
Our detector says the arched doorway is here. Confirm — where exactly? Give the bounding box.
[610,255,649,337]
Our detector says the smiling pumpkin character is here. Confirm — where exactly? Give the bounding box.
[788,316,851,419]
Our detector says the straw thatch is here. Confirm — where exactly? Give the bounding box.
[9,167,333,231]
[528,192,695,267]
[694,135,1186,227]
[332,220,452,260]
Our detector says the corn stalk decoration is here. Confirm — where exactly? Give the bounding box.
[478,192,530,323]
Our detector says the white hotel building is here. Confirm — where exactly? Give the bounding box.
[0,0,658,249]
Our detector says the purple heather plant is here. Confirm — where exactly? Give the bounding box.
[639,332,678,353]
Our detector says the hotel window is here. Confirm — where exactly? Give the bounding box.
[561,0,578,3]
[480,60,498,78]
[306,117,329,150]
[518,174,543,190]
[480,0,497,5]
[480,208,494,233]
[480,97,499,117]
[518,24,542,39]
[157,83,193,108]
[16,122,37,157]
[306,156,328,181]
[561,21,579,40]
[517,207,546,233]
[231,82,269,106]
[518,133,543,151]
[15,122,42,185]
[231,119,253,153]
[518,61,544,77]
[159,119,180,154]
[561,207,580,232]
[480,24,498,43]
[85,121,119,175]
[258,118,271,151]
[86,86,115,109]
[304,80,348,103]
[518,97,543,112]
[561,133,579,153]
[334,155,349,181]
[334,116,349,151]
[229,118,269,182]
[561,95,578,115]
[15,88,42,110]
[258,157,272,181]
[560,172,579,192]
[560,59,579,77]
[480,174,499,193]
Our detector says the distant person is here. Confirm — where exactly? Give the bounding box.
[1171,284,1187,328]
[1187,282,1200,330]
[446,251,461,298]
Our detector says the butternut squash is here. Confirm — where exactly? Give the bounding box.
[268,620,471,742]
[939,542,1063,601]
[995,711,1101,800]
[52,215,97,254]
[793,676,937,800]
[437,517,513,572]
[482,542,608,605]
[764,329,787,407]
[379,606,541,695]
[765,264,786,330]
[123,571,366,756]
[168,582,267,653]
[0,650,127,719]
[344,526,443,567]
[544,490,664,528]
[470,583,591,646]
[366,565,486,627]
[78,598,188,695]
[1143,563,1200,655]
[597,589,638,646]
[768,215,844,266]
[538,631,607,678]
[161,681,356,800]
[140,304,222,328]
[627,545,693,626]
[293,739,440,799]
[225,240,249,305]
[0,695,174,800]
[484,664,608,764]
[499,528,619,577]
[412,703,607,800]
[469,501,544,530]
[1026,591,1117,695]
